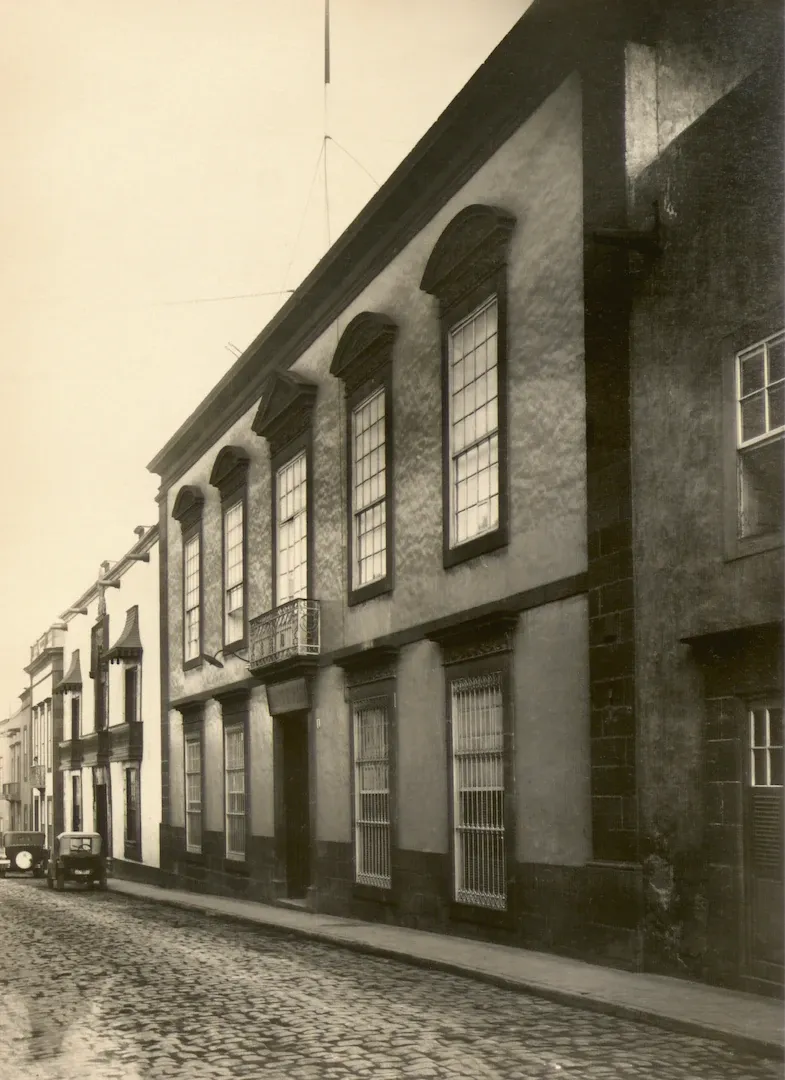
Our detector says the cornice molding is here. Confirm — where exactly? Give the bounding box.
[148,3,646,491]
[420,203,516,311]
[252,371,318,457]
[330,312,398,397]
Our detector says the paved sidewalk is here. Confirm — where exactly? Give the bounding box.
[108,878,784,1060]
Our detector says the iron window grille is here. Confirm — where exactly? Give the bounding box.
[353,696,391,889]
[224,724,246,860]
[449,670,506,910]
[184,735,202,853]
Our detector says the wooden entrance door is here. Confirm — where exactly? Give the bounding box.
[282,714,310,898]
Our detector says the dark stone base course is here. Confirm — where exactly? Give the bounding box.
[314,840,644,970]
[159,825,279,904]
[111,857,168,889]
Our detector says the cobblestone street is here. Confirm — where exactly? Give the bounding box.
[0,878,778,1080]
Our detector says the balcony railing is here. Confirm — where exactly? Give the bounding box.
[29,626,64,663]
[249,598,320,673]
[30,765,46,790]
[1,782,20,801]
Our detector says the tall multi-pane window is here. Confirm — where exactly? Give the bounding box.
[184,735,202,853]
[224,501,245,643]
[352,390,387,588]
[124,766,140,847]
[224,725,246,859]
[45,700,52,771]
[449,671,506,910]
[124,667,139,725]
[71,696,81,743]
[736,330,784,539]
[276,451,307,604]
[448,297,499,547]
[183,533,201,662]
[353,697,391,888]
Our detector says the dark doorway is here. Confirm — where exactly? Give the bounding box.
[95,783,109,853]
[282,714,310,898]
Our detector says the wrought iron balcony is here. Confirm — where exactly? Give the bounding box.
[249,598,320,676]
[1,782,20,801]
[30,764,46,790]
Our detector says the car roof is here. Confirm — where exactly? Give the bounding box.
[56,831,101,839]
[3,831,45,841]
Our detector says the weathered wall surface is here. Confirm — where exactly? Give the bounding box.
[630,59,784,843]
[515,595,592,865]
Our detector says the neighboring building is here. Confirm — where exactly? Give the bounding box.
[56,526,161,882]
[7,689,34,833]
[25,625,65,848]
[625,5,784,993]
[137,0,783,993]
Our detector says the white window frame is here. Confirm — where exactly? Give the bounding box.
[224,724,246,860]
[184,734,202,854]
[276,450,308,605]
[447,296,500,549]
[351,388,387,589]
[223,499,245,644]
[735,329,784,540]
[183,532,201,662]
[449,670,506,911]
[353,695,391,889]
[749,703,783,788]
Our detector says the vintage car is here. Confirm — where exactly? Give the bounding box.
[46,832,108,891]
[0,831,48,878]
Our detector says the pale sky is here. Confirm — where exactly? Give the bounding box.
[0,0,530,716]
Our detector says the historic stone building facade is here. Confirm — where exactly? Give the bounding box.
[146,0,783,991]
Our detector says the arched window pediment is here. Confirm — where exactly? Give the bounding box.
[421,203,516,311]
[330,312,398,396]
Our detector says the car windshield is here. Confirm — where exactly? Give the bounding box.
[66,837,98,853]
[3,833,44,847]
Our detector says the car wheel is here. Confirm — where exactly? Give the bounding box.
[54,872,65,892]
[14,850,34,872]
[96,877,108,891]
[46,875,53,889]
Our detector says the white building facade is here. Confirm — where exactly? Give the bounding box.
[56,525,162,880]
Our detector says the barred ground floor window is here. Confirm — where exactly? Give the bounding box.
[224,724,246,859]
[449,670,506,910]
[353,696,391,889]
[184,734,202,853]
